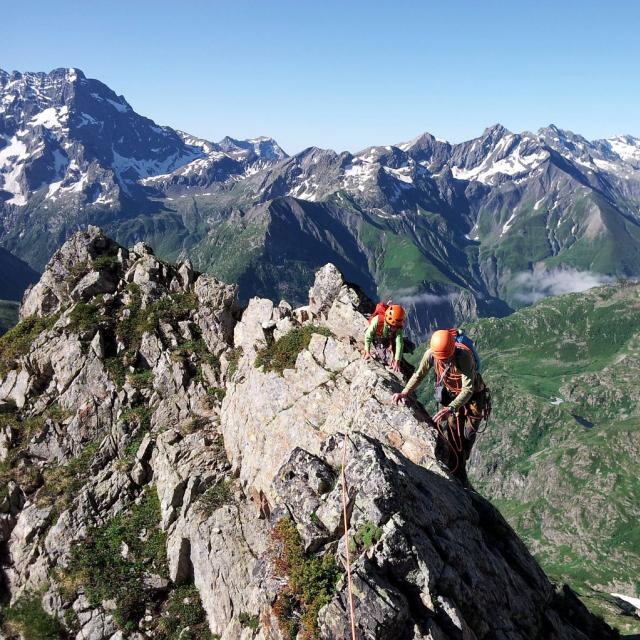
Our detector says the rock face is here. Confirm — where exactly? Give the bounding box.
[0,228,616,639]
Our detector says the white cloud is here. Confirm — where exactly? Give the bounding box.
[395,291,457,306]
[512,267,614,303]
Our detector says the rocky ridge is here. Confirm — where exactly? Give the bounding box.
[0,228,615,639]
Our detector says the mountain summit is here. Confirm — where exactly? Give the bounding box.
[0,67,287,210]
[0,227,616,639]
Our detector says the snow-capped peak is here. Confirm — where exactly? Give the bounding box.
[605,134,640,167]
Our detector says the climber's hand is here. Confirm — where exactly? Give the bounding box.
[433,407,452,424]
[392,392,408,405]
[390,359,401,373]
[362,351,372,361]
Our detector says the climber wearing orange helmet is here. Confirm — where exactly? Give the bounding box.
[392,328,488,482]
[363,303,406,373]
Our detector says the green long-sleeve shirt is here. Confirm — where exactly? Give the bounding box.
[403,346,477,411]
[364,315,404,361]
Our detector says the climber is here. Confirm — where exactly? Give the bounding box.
[392,329,490,483]
[363,302,406,373]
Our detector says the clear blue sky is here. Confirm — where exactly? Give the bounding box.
[2,0,638,154]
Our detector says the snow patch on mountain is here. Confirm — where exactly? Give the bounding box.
[383,165,413,184]
[105,97,129,113]
[30,106,69,129]
[343,159,378,192]
[0,135,29,204]
[607,135,640,167]
[453,145,550,184]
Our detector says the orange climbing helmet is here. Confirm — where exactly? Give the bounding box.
[430,329,456,361]
[384,304,406,328]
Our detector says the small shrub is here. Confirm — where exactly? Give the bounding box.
[92,254,120,272]
[351,521,383,552]
[270,517,341,639]
[226,346,243,380]
[104,357,127,386]
[0,314,58,377]
[197,480,233,516]
[63,607,79,632]
[1,589,65,640]
[238,612,260,630]
[255,326,332,375]
[68,302,102,333]
[127,369,154,389]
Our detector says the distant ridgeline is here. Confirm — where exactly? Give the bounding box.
[2,68,640,338]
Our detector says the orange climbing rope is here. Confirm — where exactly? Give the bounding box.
[340,431,358,640]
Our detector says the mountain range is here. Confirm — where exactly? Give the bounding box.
[2,68,640,337]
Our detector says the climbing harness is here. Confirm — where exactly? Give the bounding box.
[429,385,492,475]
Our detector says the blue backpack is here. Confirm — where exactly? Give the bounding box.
[454,330,481,373]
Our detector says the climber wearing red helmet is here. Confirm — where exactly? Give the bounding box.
[363,303,406,373]
[392,328,489,483]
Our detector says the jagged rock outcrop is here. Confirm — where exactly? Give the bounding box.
[0,229,616,640]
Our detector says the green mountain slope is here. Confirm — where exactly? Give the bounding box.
[0,300,18,335]
[0,247,39,301]
[409,281,640,633]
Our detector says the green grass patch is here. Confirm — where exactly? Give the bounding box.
[271,517,341,640]
[45,403,71,422]
[238,612,260,630]
[379,234,453,290]
[0,589,65,640]
[67,302,103,334]
[0,314,58,377]
[255,325,332,375]
[117,284,198,352]
[127,369,154,389]
[36,441,100,518]
[197,480,234,516]
[155,584,213,640]
[121,406,153,459]
[58,487,167,632]
[226,346,243,380]
[104,356,127,387]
